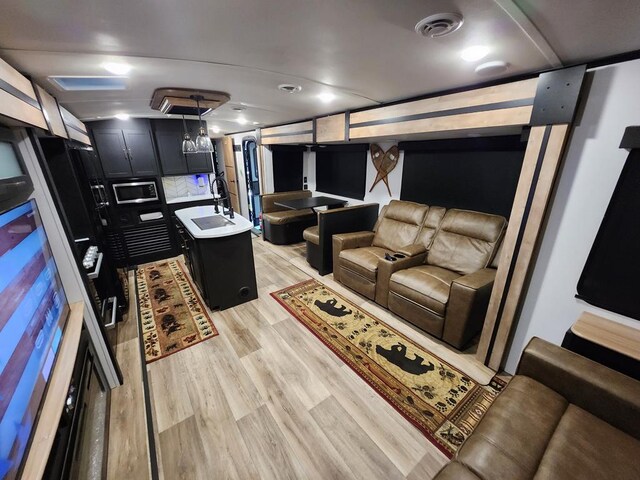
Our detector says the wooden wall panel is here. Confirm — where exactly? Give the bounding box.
[33,83,68,138]
[349,106,533,139]
[316,113,346,143]
[260,120,313,145]
[221,136,240,212]
[59,106,91,145]
[350,78,538,125]
[0,57,47,129]
[477,124,572,369]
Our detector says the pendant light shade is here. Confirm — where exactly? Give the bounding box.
[181,115,197,154]
[196,127,214,153]
[192,94,214,153]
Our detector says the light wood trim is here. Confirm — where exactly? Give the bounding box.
[59,106,88,134]
[481,124,571,370]
[316,113,346,143]
[261,120,313,137]
[67,129,91,145]
[350,106,533,139]
[571,312,640,361]
[34,84,68,139]
[0,56,38,101]
[22,302,84,480]
[257,144,266,194]
[350,78,538,125]
[261,133,314,145]
[0,89,47,129]
[477,126,547,362]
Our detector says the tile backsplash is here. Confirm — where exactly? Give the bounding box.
[162,174,211,200]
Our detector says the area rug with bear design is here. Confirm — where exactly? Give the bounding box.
[271,279,505,458]
[136,259,218,363]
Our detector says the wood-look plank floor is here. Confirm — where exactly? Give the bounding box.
[109,237,496,479]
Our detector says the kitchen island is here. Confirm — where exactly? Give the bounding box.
[174,206,258,310]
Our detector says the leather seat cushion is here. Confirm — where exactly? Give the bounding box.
[339,246,392,282]
[456,376,568,480]
[303,225,319,244]
[389,265,460,316]
[533,404,640,480]
[263,209,315,225]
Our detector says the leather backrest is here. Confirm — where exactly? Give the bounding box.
[373,205,388,231]
[428,209,507,275]
[416,206,447,249]
[372,200,429,251]
[261,190,312,213]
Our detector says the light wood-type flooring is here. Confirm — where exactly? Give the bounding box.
[107,237,496,480]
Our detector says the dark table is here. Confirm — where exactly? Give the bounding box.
[275,195,347,211]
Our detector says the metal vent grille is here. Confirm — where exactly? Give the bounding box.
[123,224,173,259]
[105,230,127,264]
[415,13,464,38]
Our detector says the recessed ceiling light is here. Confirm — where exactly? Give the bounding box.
[114,113,130,120]
[103,62,131,75]
[318,92,336,103]
[237,116,248,125]
[460,46,490,62]
[210,126,221,134]
[232,106,246,112]
[278,84,302,94]
[252,121,260,125]
[475,60,509,76]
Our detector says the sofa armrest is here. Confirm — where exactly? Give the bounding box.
[517,337,640,440]
[332,231,375,282]
[375,252,428,306]
[443,268,496,349]
[395,243,427,257]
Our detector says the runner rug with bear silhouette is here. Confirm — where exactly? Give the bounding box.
[137,259,218,363]
[272,279,505,458]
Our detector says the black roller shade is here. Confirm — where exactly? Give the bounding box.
[577,149,640,320]
[399,136,526,218]
[315,144,368,200]
[272,145,304,192]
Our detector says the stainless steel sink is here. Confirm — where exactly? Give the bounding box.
[192,215,235,230]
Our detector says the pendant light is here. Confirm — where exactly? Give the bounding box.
[181,115,197,154]
[192,94,214,153]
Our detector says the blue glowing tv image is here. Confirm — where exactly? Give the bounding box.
[0,200,69,480]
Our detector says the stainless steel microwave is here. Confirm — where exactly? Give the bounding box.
[112,181,159,205]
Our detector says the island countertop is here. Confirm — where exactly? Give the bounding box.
[174,206,254,239]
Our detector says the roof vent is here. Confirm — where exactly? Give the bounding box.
[415,13,464,38]
[278,84,302,94]
[150,88,230,116]
[49,76,127,91]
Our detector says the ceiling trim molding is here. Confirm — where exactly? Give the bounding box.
[493,0,563,68]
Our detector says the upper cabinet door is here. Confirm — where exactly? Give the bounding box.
[187,152,214,174]
[92,129,132,178]
[155,130,188,175]
[123,130,158,176]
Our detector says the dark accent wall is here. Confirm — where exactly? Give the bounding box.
[272,145,305,192]
[314,144,368,200]
[577,149,640,321]
[399,136,526,218]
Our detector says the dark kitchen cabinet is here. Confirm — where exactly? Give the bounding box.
[154,129,188,175]
[77,149,104,181]
[123,130,158,176]
[152,119,214,176]
[89,119,159,178]
[93,129,130,178]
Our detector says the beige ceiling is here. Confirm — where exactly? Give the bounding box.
[1,0,638,135]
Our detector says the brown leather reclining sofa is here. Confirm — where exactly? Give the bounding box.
[261,190,317,245]
[333,200,506,349]
[434,337,640,479]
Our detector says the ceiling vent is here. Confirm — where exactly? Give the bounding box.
[415,13,464,38]
[150,88,230,116]
[278,84,302,94]
[231,105,247,112]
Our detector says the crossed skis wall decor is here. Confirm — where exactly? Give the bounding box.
[369,144,399,196]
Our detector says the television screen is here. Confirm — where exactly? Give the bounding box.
[0,200,69,480]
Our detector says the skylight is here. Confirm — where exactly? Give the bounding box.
[48,76,127,91]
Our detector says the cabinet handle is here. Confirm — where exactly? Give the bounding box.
[127,148,133,161]
[123,148,129,160]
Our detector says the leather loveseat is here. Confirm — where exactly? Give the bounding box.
[434,337,640,480]
[333,200,506,349]
[261,190,317,245]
